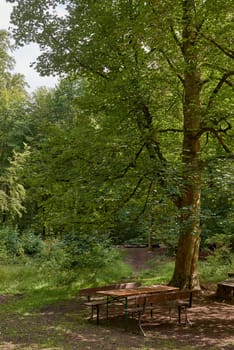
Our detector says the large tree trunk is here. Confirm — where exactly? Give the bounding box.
[170,0,202,289]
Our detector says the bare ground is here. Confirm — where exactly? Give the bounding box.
[0,289,233,349]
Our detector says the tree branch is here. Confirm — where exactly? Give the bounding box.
[107,143,146,181]
[166,57,184,84]
[170,25,183,54]
[141,181,153,215]
[122,176,144,205]
[198,126,232,153]
[141,104,167,161]
[158,128,183,133]
[201,33,234,59]
[207,71,234,109]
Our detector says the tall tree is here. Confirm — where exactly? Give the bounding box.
[0,30,30,220]
[9,0,234,288]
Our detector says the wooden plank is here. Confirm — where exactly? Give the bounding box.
[96,285,179,298]
[79,281,141,299]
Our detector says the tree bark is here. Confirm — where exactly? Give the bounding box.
[170,0,202,289]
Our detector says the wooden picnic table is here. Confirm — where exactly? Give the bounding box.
[97,284,179,319]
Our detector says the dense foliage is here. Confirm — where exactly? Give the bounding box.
[0,1,233,287]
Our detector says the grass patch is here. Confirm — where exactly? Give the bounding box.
[137,251,233,288]
[0,262,80,315]
[0,263,50,294]
[0,286,78,314]
[199,252,234,287]
[138,255,175,285]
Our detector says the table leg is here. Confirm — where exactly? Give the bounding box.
[106,296,109,319]
[125,297,128,319]
[124,296,129,331]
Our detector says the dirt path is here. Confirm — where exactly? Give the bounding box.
[121,246,168,271]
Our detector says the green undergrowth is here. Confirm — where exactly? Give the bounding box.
[0,249,232,315]
[138,255,175,285]
[138,251,233,288]
[199,251,234,286]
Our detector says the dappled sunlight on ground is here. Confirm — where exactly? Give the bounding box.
[0,292,233,349]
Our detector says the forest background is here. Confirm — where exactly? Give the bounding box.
[0,0,233,291]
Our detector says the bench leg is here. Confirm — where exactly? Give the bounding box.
[178,305,182,324]
[91,305,94,319]
[106,301,109,320]
[96,305,100,325]
[178,305,192,325]
[138,312,146,337]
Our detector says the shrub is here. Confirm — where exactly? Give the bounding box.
[0,226,23,259]
[0,227,133,287]
[60,232,133,285]
[0,226,47,261]
[20,231,46,256]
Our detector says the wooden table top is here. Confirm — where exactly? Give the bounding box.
[96,285,179,297]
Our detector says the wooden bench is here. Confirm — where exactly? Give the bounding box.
[125,290,198,336]
[146,290,195,324]
[80,282,141,324]
[216,279,234,301]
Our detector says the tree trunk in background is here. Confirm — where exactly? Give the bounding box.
[170,0,202,289]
